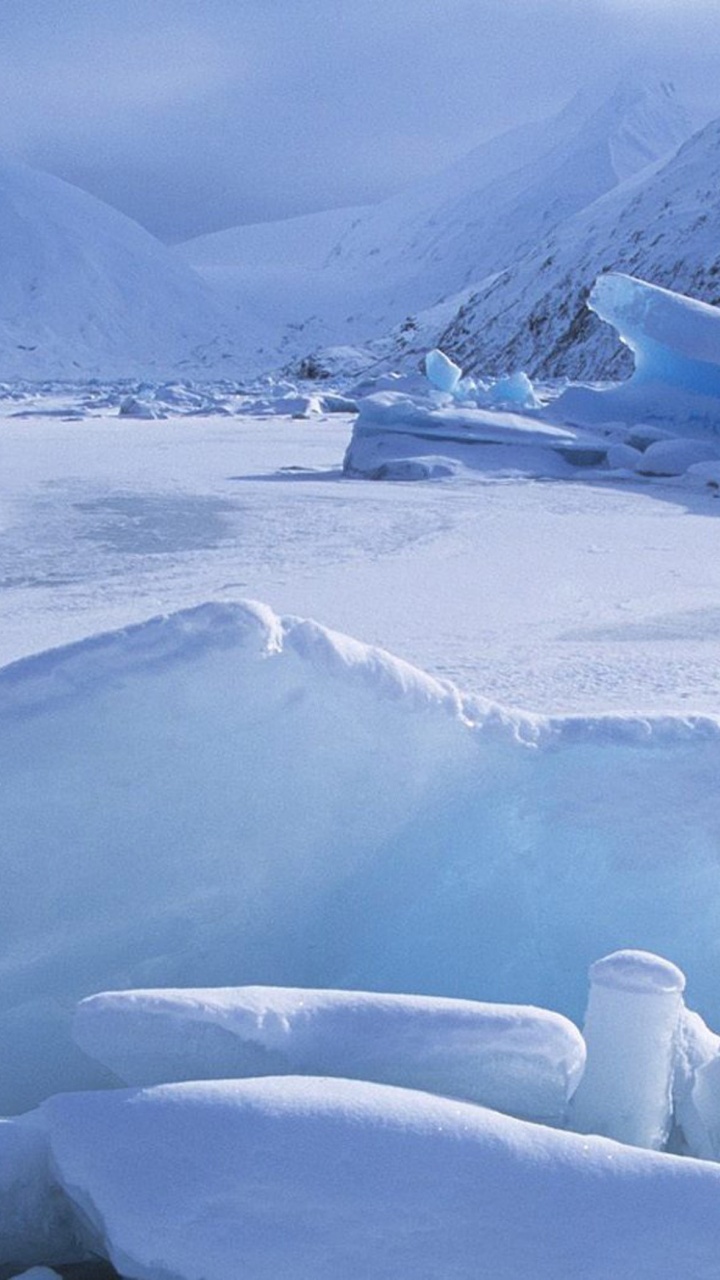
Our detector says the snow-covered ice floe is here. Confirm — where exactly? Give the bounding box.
[73,985,584,1125]
[12,1076,720,1280]
[343,390,600,479]
[3,601,720,1113]
[557,273,720,434]
[344,275,720,481]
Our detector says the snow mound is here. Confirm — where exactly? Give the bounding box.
[3,601,720,1112]
[556,274,720,433]
[36,1076,720,1280]
[8,1271,63,1280]
[74,985,584,1125]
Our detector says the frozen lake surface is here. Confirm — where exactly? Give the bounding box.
[3,406,720,715]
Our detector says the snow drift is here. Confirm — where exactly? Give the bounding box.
[3,601,720,1113]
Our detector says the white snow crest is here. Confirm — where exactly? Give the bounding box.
[283,615,465,718]
[0,601,282,719]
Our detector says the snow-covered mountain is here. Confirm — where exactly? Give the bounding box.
[180,78,692,372]
[409,114,720,383]
[0,156,246,380]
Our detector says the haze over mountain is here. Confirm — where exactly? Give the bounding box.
[180,77,692,375]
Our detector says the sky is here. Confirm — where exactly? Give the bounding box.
[1,0,720,242]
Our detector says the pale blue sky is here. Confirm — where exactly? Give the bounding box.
[1,0,719,239]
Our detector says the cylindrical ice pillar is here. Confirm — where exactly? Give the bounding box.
[569,949,686,1150]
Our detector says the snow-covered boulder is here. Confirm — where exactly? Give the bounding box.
[36,1076,720,1280]
[556,275,720,434]
[73,985,585,1125]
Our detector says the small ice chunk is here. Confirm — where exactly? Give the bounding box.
[569,949,686,1149]
[425,348,462,393]
[485,371,540,410]
[673,1009,720,1159]
[118,395,164,420]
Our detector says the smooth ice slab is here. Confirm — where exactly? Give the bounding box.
[38,1076,720,1280]
[74,985,585,1124]
[556,274,720,433]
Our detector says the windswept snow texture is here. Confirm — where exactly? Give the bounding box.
[38,1076,720,1280]
[556,274,720,432]
[3,602,720,1112]
[73,986,584,1125]
[0,157,245,380]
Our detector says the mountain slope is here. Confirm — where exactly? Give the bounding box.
[323,78,691,304]
[427,116,720,382]
[0,156,246,380]
[180,78,692,372]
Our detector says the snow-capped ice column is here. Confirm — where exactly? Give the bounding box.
[569,949,686,1150]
